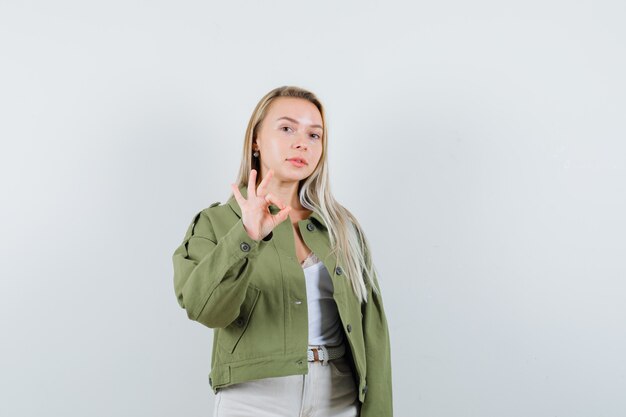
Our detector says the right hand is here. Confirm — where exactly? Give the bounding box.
[230,169,292,241]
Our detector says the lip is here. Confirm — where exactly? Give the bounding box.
[286,157,308,165]
[287,159,306,167]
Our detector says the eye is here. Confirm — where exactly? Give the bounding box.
[281,126,293,133]
[310,133,321,140]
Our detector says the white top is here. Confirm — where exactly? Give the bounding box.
[301,252,344,346]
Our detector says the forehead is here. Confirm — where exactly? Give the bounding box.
[266,97,323,125]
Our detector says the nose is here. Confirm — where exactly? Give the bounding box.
[293,132,309,149]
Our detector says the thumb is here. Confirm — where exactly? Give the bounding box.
[274,205,292,223]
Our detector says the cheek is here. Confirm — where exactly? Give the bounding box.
[310,150,323,167]
[265,140,287,156]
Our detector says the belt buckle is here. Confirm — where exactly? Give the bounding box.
[309,345,330,366]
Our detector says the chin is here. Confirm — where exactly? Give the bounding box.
[265,162,310,182]
[286,173,309,182]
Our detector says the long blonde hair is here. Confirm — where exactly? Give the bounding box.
[231,85,381,304]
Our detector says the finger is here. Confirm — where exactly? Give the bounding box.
[273,205,292,224]
[231,183,246,206]
[265,192,287,210]
[257,169,273,197]
[248,169,257,198]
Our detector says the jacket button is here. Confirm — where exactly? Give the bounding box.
[235,317,244,327]
[346,324,352,333]
[307,222,315,231]
[335,266,343,275]
[240,242,251,252]
[294,300,302,305]
[362,385,368,394]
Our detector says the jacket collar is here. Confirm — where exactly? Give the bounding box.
[227,183,327,230]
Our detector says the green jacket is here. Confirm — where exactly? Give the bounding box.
[172,184,393,416]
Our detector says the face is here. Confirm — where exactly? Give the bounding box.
[254,97,324,183]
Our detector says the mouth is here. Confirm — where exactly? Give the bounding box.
[286,157,308,165]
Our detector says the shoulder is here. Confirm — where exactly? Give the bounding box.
[199,200,221,212]
[182,201,222,238]
[187,201,221,222]
[196,200,223,216]
[197,199,242,236]
[201,200,236,219]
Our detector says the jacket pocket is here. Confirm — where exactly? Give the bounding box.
[217,284,261,354]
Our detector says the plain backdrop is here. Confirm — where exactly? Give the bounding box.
[1,1,625,416]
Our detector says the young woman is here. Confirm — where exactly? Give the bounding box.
[172,86,393,416]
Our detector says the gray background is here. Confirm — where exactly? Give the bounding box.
[1,1,625,416]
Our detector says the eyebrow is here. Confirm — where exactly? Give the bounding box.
[276,116,323,130]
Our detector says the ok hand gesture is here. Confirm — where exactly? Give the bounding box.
[230,169,292,241]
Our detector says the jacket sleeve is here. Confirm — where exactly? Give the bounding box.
[360,264,394,416]
[172,209,273,328]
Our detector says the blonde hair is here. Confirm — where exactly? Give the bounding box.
[231,85,381,304]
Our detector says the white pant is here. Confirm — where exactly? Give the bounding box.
[212,355,360,417]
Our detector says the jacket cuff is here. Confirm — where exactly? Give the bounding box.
[219,218,273,261]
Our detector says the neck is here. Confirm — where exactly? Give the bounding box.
[263,180,304,212]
